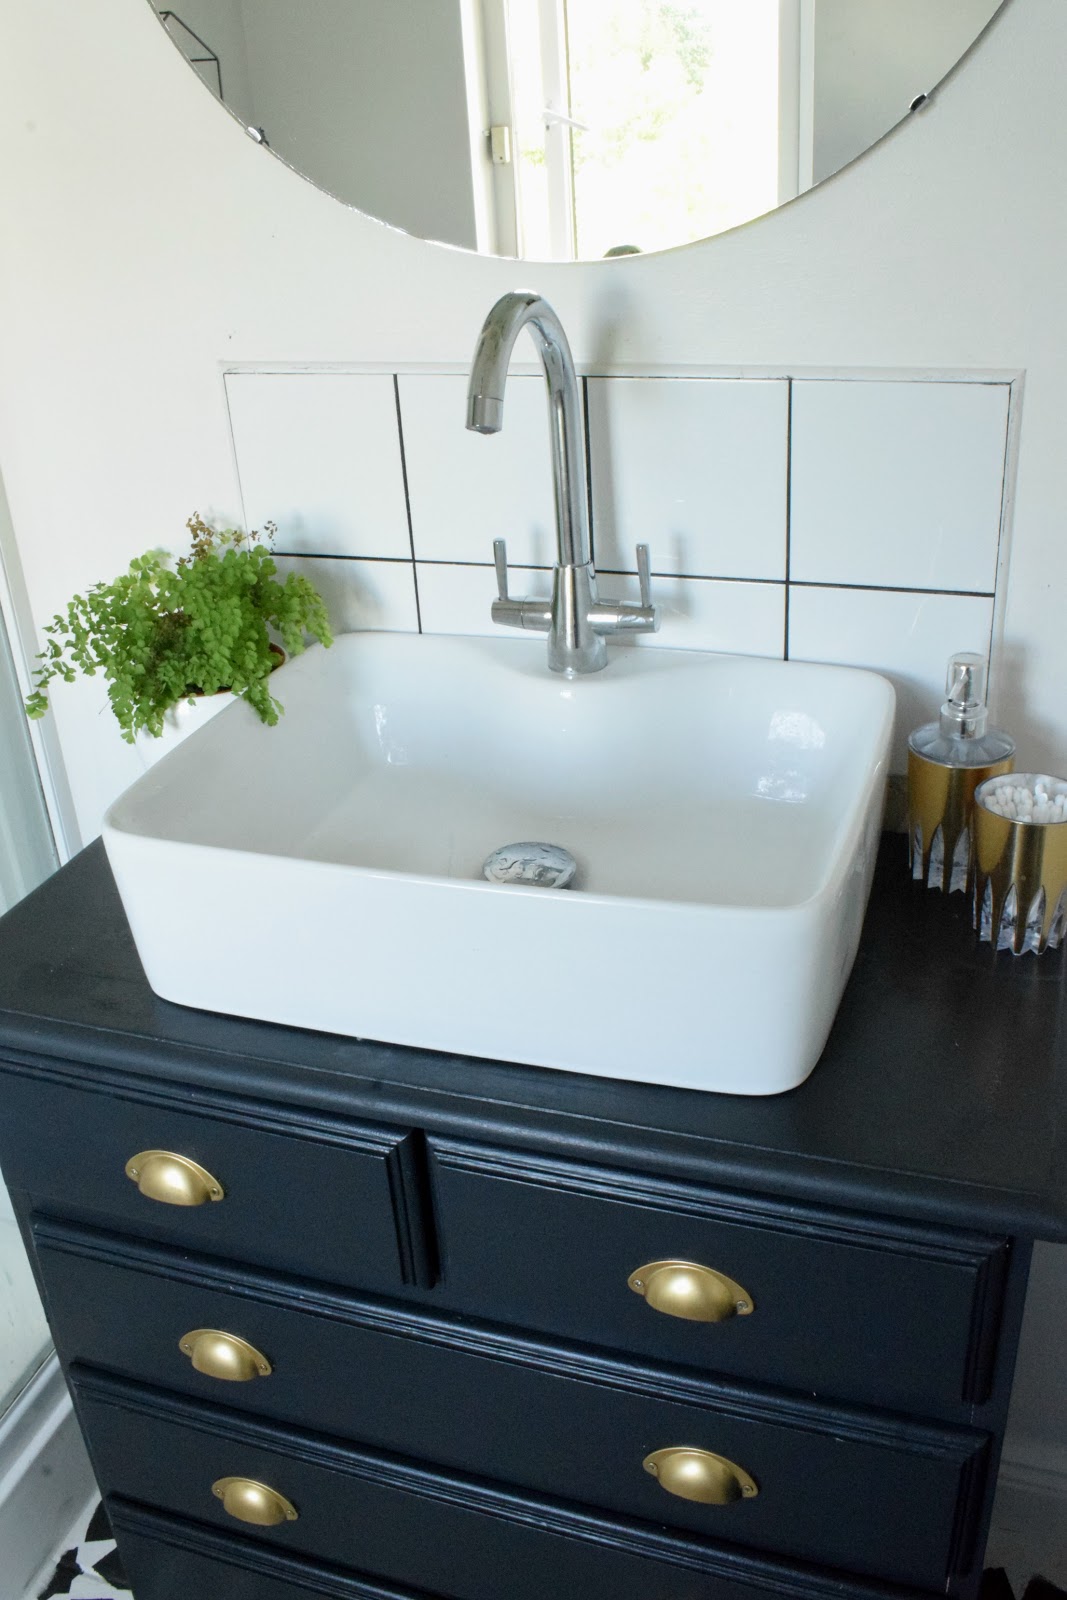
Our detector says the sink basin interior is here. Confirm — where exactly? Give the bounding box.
[104,632,894,1095]
[109,634,888,911]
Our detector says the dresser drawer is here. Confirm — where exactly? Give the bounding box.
[429,1140,1008,1418]
[109,1499,439,1600]
[76,1372,946,1600]
[0,1063,433,1291]
[41,1222,986,1588]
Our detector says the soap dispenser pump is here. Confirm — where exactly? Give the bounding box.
[908,651,1015,893]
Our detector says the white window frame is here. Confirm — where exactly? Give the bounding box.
[475,0,579,260]
[778,0,817,204]
[474,0,817,261]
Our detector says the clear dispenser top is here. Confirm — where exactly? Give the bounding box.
[908,650,1015,769]
[940,651,988,739]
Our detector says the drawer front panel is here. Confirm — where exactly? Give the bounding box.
[109,1500,439,1600]
[429,1140,1008,1417]
[0,1064,433,1291]
[78,1375,949,1600]
[45,1234,986,1589]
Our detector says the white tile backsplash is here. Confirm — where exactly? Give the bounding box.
[587,378,789,580]
[416,561,548,638]
[604,574,785,657]
[790,380,1009,593]
[788,585,995,771]
[228,368,1015,766]
[399,374,558,567]
[272,555,418,635]
[226,373,411,559]
[416,562,784,658]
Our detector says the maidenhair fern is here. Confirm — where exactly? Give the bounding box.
[25,515,333,742]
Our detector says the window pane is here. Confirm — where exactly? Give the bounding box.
[565,0,783,258]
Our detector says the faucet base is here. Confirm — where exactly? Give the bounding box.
[548,564,608,674]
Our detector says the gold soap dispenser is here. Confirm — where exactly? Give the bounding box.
[908,651,1015,893]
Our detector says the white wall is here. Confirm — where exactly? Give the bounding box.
[812,0,1003,183]
[0,0,1065,1548]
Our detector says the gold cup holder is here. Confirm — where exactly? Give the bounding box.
[974,774,1067,954]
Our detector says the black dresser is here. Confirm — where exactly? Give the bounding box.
[1,836,1065,1600]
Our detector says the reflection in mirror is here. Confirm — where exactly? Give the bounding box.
[152,0,1003,261]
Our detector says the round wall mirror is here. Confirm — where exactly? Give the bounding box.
[151,0,1004,261]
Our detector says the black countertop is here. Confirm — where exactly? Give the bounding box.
[1,836,1065,1239]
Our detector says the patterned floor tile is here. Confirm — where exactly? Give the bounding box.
[37,1502,131,1599]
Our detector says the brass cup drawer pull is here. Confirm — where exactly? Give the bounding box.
[627,1259,753,1322]
[212,1477,298,1527]
[180,1329,272,1382]
[644,1447,759,1505]
[125,1151,225,1207]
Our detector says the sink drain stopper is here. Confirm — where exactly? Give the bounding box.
[483,842,577,889]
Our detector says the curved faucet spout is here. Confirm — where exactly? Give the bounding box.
[466,291,657,674]
[466,291,591,570]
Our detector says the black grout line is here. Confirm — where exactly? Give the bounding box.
[272,551,995,603]
[417,558,553,572]
[595,569,783,585]
[784,378,793,660]
[272,554,556,572]
[274,551,412,563]
[392,374,423,633]
[787,580,995,599]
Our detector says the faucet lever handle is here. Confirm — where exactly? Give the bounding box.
[492,538,511,602]
[636,544,653,609]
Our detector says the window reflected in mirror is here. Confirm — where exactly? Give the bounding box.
[150,0,1003,261]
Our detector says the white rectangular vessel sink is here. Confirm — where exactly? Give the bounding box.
[103,633,893,1096]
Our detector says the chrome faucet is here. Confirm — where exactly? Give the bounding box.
[466,291,657,675]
